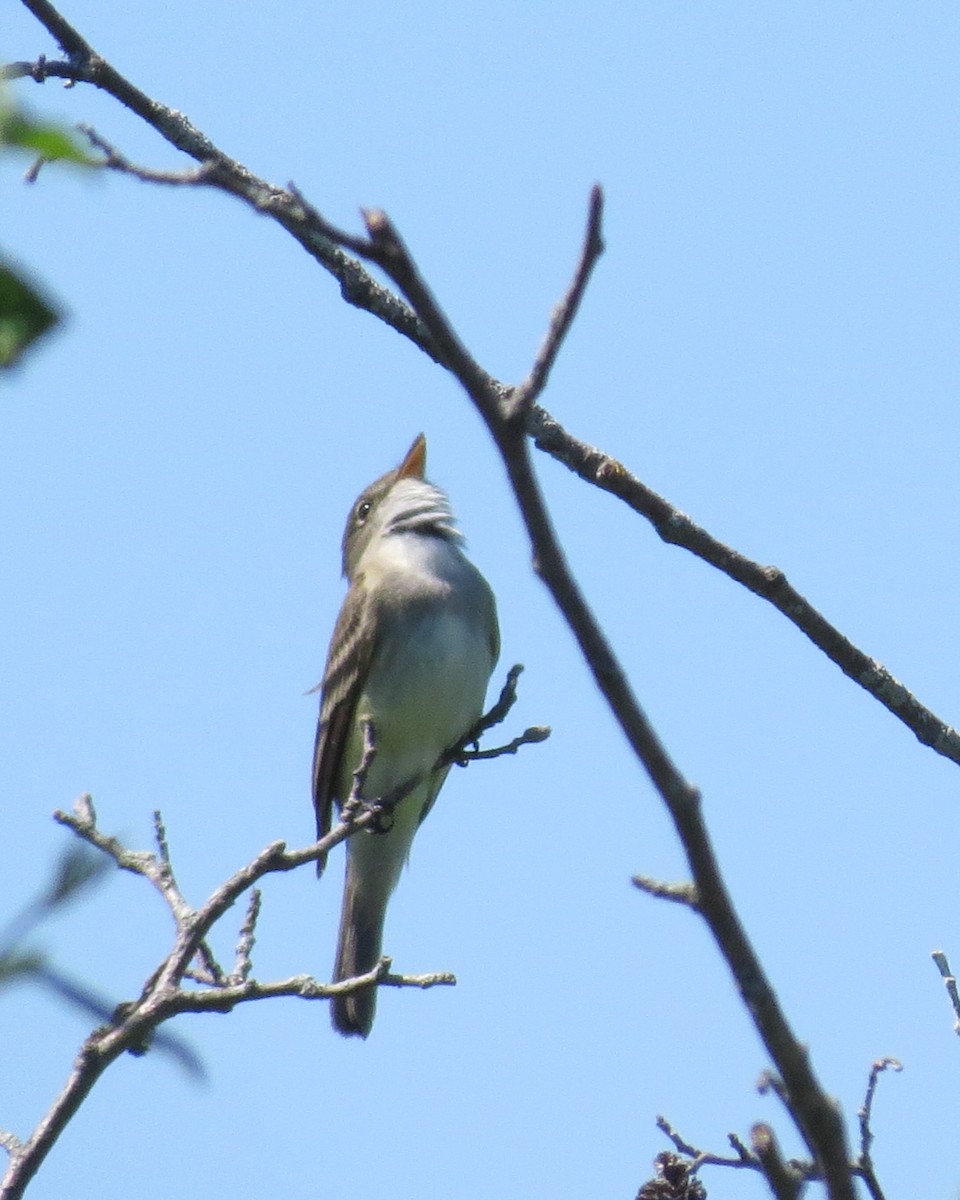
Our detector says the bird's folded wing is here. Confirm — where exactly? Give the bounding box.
[312,582,377,872]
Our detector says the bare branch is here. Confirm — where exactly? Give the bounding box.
[150,811,225,985]
[525,407,960,768]
[656,1091,892,1200]
[508,184,605,419]
[4,10,920,1195]
[440,664,551,765]
[454,726,550,763]
[340,716,380,824]
[54,805,196,927]
[152,810,171,866]
[165,960,453,1016]
[448,662,524,749]
[932,950,960,1032]
[751,1123,803,1200]
[8,5,440,361]
[654,1116,818,1191]
[4,657,540,1195]
[855,1058,898,1200]
[632,876,699,909]
[858,1057,900,1160]
[317,191,858,1200]
[0,796,448,1200]
[359,208,505,423]
[727,1132,755,1164]
[79,124,216,185]
[343,666,547,824]
[229,889,261,986]
[656,1116,707,1161]
[9,1,960,772]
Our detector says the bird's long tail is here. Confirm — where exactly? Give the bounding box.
[331,856,389,1038]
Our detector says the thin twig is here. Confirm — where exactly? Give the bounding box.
[164,962,453,1015]
[657,1085,892,1199]
[932,950,960,1032]
[508,184,604,419]
[175,830,226,986]
[190,942,225,987]
[359,208,504,418]
[346,666,546,817]
[858,1057,900,1160]
[230,889,261,985]
[656,1116,701,1159]
[727,1132,754,1163]
[454,726,549,762]
[447,662,526,753]
[152,810,171,866]
[54,805,195,926]
[343,716,379,821]
[79,124,216,184]
[855,1058,898,1200]
[632,876,699,909]
[655,1116,821,1185]
[150,810,219,977]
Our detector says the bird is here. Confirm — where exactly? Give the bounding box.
[312,434,500,1038]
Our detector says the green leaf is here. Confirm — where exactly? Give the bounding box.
[0,82,97,168]
[0,110,94,165]
[0,263,61,368]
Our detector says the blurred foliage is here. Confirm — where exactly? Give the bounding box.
[0,843,109,985]
[0,106,94,167]
[0,70,95,167]
[0,80,95,368]
[0,262,60,369]
[0,841,203,1076]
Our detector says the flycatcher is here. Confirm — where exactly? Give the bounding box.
[312,434,500,1038]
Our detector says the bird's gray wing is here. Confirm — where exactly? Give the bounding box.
[312,581,377,874]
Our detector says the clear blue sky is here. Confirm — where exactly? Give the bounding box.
[4,3,960,1197]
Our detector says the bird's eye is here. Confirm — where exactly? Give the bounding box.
[356,500,372,524]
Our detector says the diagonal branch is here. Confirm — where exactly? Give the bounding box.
[509,184,605,419]
[526,406,960,766]
[4,5,439,363]
[1,8,925,1196]
[932,949,960,1032]
[323,193,858,1200]
[0,796,449,1200]
[0,662,542,1199]
[7,0,960,769]
[855,1057,898,1200]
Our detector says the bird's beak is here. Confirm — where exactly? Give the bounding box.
[397,433,427,480]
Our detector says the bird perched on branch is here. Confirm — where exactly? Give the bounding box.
[312,434,500,1037]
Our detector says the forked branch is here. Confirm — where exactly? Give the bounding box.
[6,0,957,766]
[0,668,539,1200]
[319,192,859,1200]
